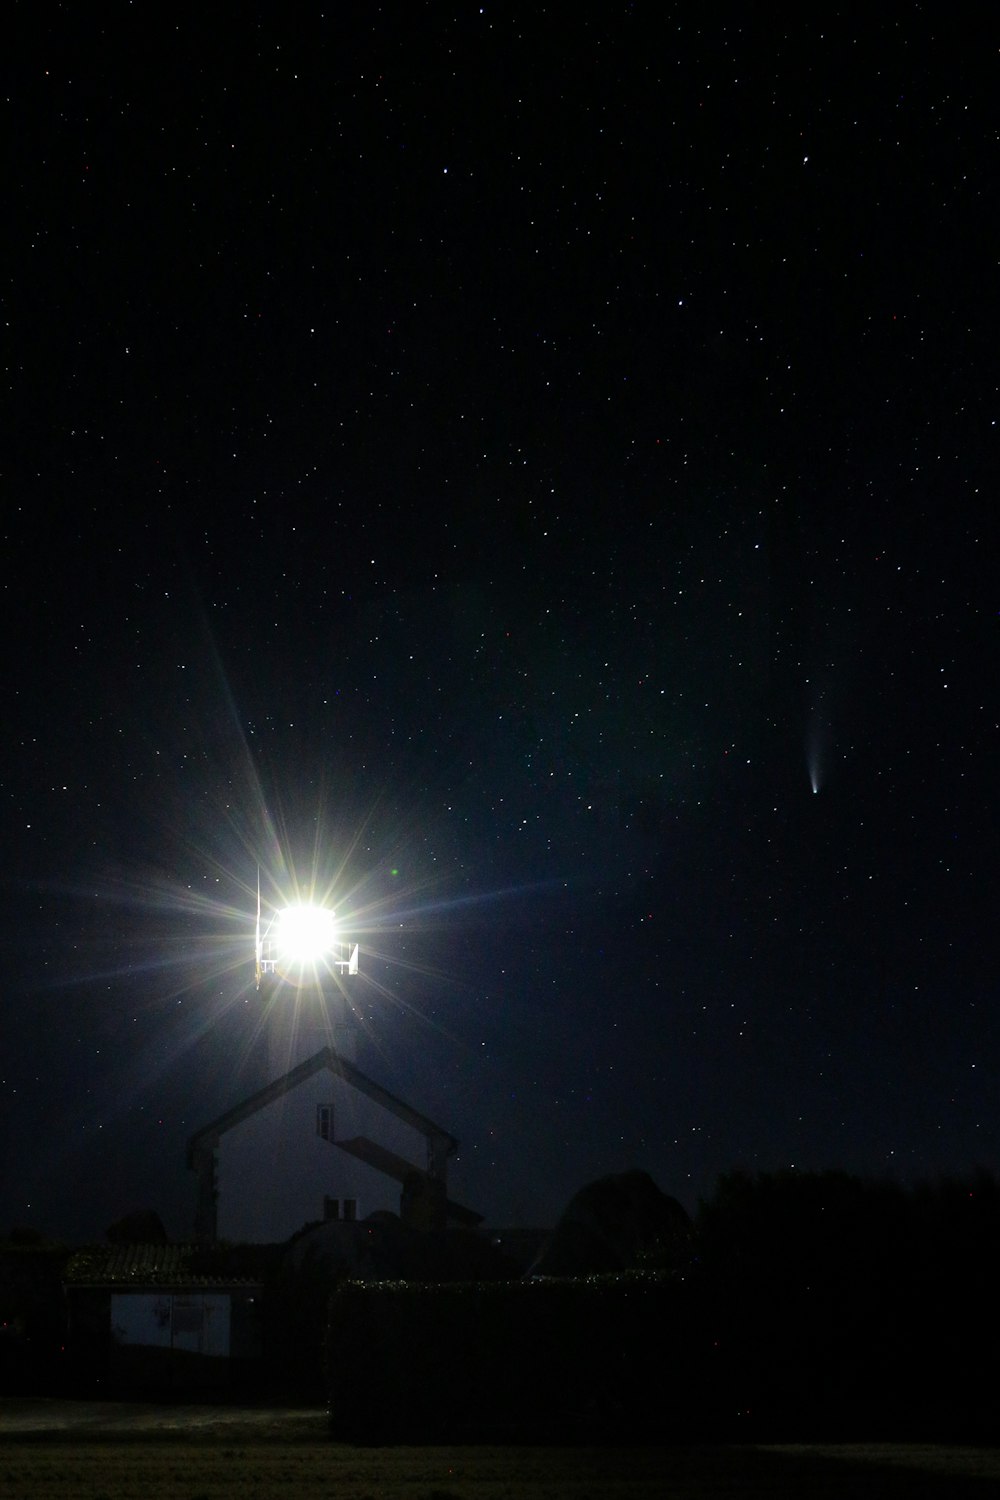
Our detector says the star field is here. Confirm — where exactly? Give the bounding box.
[0,6,995,1239]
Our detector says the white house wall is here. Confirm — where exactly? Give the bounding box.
[216,1067,431,1242]
[110,1293,231,1357]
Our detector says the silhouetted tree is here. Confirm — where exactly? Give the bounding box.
[692,1169,1000,1439]
[105,1209,168,1245]
[531,1170,692,1277]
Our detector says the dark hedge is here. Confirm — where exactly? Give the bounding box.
[327,1271,708,1443]
[327,1172,1000,1445]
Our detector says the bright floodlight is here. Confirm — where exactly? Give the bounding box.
[274,904,338,964]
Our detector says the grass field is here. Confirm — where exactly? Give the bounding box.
[3,1406,1000,1498]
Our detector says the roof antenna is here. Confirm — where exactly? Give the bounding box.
[255,865,262,989]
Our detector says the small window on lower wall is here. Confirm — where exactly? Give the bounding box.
[317,1104,333,1141]
[324,1196,340,1221]
[343,1198,357,1222]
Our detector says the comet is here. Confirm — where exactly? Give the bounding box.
[805,717,826,795]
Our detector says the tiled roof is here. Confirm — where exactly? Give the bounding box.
[64,1243,271,1288]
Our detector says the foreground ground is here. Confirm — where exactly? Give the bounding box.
[2,1403,1000,1498]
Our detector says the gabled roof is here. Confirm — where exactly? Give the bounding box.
[335,1135,421,1184]
[335,1138,483,1227]
[186,1046,458,1167]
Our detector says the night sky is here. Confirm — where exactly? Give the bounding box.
[2,5,995,1242]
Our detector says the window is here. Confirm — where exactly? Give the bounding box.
[343,1199,357,1222]
[324,1196,340,1221]
[316,1104,333,1141]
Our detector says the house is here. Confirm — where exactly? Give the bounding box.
[63,1242,271,1390]
[188,1046,477,1243]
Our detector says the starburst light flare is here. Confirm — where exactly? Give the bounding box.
[274,903,339,964]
